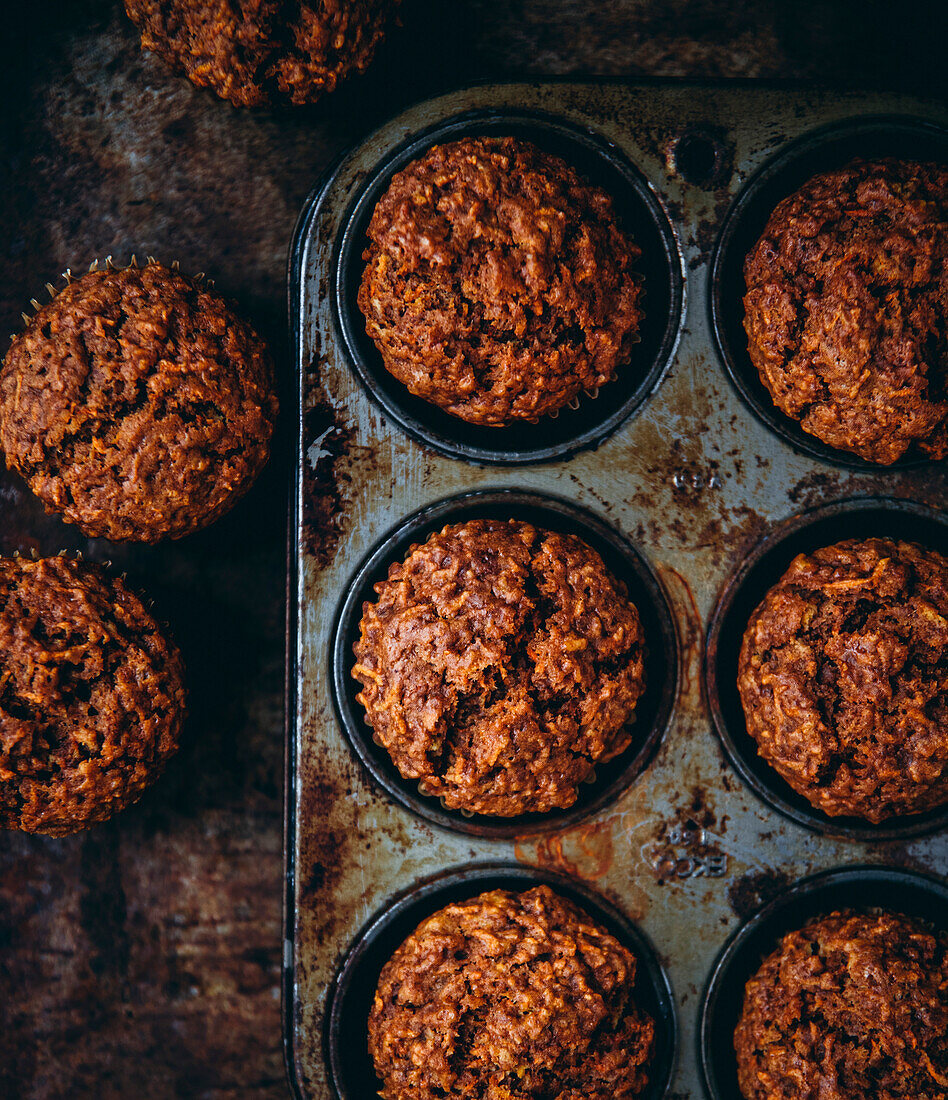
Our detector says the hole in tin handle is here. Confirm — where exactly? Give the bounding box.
[673,132,724,185]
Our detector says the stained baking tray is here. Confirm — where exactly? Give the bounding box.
[285,81,948,1099]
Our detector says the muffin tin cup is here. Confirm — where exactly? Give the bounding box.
[331,488,679,839]
[705,494,948,841]
[327,861,678,1100]
[332,107,685,465]
[709,114,948,471]
[698,863,948,1100]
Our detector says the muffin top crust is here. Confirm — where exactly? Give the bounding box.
[734,909,948,1100]
[125,0,400,107]
[743,158,948,464]
[352,518,647,817]
[358,135,643,426]
[0,555,186,836]
[737,537,948,822]
[369,884,656,1100]
[0,260,278,543]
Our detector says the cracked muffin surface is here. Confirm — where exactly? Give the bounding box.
[743,158,948,464]
[734,909,948,1100]
[0,555,186,836]
[737,537,948,822]
[369,884,656,1100]
[0,261,278,543]
[358,136,643,426]
[125,0,400,107]
[352,518,647,817]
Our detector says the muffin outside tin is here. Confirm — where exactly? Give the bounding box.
[327,862,677,1100]
[331,488,679,839]
[332,107,684,465]
[706,495,948,841]
[698,864,948,1100]
[289,83,948,1100]
[710,114,948,471]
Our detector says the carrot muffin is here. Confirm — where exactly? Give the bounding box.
[0,555,186,836]
[352,519,647,817]
[743,158,948,464]
[737,537,948,823]
[124,0,400,107]
[358,136,643,426]
[369,884,656,1100]
[0,260,278,543]
[734,910,948,1100]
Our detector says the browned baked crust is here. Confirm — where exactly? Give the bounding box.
[737,537,948,822]
[352,519,647,817]
[0,261,278,543]
[0,555,186,836]
[743,158,948,464]
[369,884,656,1100]
[358,136,643,426]
[124,0,399,107]
[734,910,948,1100]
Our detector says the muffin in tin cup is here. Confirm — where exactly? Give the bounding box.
[710,115,948,470]
[333,108,684,465]
[327,862,677,1100]
[331,489,678,838]
[706,495,948,840]
[699,864,948,1100]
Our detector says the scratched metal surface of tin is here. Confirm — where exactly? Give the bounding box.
[286,82,948,1099]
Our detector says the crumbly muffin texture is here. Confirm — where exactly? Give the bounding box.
[738,537,948,822]
[125,0,400,107]
[353,519,647,817]
[0,556,186,836]
[734,910,948,1100]
[743,158,948,464]
[369,885,656,1100]
[358,136,643,426]
[0,261,278,543]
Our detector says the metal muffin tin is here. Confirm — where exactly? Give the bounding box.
[286,82,948,1099]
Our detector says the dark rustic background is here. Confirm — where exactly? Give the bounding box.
[0,2,945,1097]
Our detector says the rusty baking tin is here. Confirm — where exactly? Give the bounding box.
[698,863,948,1100]
[287,82,948,1100]
[330,488,679,839]
[706,495,948,842]
[332,107,684,465]
[326,862,677,1100]
[710,114,948,472]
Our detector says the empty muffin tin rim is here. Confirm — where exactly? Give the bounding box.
[330,104,686,466]
[329,486,681,839]
[704,493,948,841]
[708,111,948,472]
[325,860,679,1100]
[697,862,948,1100]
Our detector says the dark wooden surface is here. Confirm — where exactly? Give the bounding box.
[0,2,945,1097]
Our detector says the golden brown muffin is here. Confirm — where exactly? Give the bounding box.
[369,884,656,1100]
[358,136,643,426]
[352,519,647,817]
[734,910,948,1100]
[0,260,278,543]
[737,537,948,823]
[0,555,186,836]
[124,0,400,107]
[743,158,948,464]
